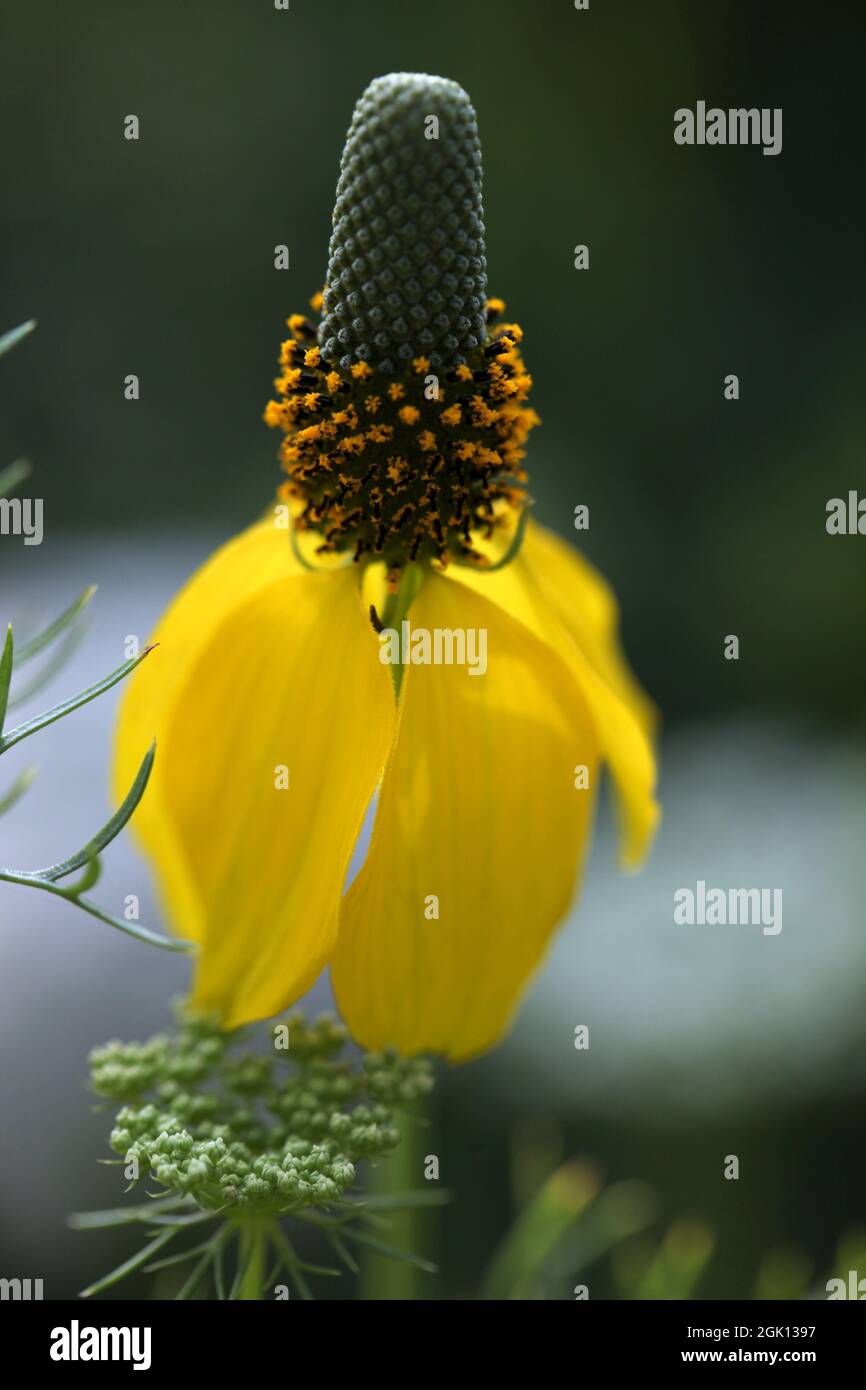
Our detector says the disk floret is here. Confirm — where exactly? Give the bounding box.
[264,297,538,577]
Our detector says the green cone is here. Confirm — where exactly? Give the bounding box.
[319,73,488,374]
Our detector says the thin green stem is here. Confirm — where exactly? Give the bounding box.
[359,1114,425,1300]
[0,866,189,950]
[237,1224,267,1301]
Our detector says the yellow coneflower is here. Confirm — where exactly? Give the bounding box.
[115,73,659,1061]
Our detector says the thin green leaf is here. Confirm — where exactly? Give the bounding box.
[63,855,102,897]
[479,1158,603,1301]
[357,1210,395,1232]
[270,1229,313,1300]
[79,1227,176,1298]
[148,1228,229,1306]
[0,765,37,817]
[327,1229,360,1274]
[35,742,155,881]
[0,626,13,735]
[144,1237,218,1273]
[632,1219,715,1300]
[15,586,96,665]
[296,1208,357,1229]
[69,1196,194,1230]
[271,1229,341,1278]
[0,320,36,358]
[8,625,88,709]
[0,459,31,497]
[213,1236,226,1301]
[0,645,156,755]
[340,1226,437,1273]
[145,1209,222,1228]
[175,1248,214,1301]
[227,1232,247,1301]
[341,1189,452,1213]
[0,866,190,951]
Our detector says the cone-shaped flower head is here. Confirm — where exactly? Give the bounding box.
[265,73,536,579]
[115,74,660,1061]
[319,73,488,372]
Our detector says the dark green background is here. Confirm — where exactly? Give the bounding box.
[2,0,865,1300]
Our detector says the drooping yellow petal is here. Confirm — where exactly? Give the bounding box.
[113,515,304,942]
[156,565,396,1028]
[447,518,659,868]
[332,573,599,1061]
[521,520,657,738]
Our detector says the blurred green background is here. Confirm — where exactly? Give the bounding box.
[1,0,865,1299]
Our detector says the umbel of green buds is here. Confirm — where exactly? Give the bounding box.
[76,1012,436,1299]
[319,72,488,373]
[90,1011,432,1217]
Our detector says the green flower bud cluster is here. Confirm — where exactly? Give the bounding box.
[90,1011,433,1218]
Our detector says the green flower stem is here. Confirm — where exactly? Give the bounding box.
[359,1111,422,1301]
[237,1225,267,1301]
